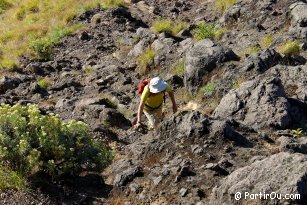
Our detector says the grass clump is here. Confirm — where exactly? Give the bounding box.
[215,0,237,12]
[0,166,26,191]
[102,0,126,9]
[172,62,185,75]
[192,22,216,40]
[152,19,173,34]
[292,128,306,138]
[0,104,113,179]
[0,0,123,69]
[152,18,188,35]
[192,22,227,41]
[261,34,274,48]
[243,45,261,56]
[37,78,52,90]
[137,48,156,74]
[279,41,300,56]
[0,0,12,14]
[199,82,217,96]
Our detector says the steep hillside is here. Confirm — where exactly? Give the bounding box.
[0,0,306,204]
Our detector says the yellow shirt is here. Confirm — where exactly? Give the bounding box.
[141,84,172,111]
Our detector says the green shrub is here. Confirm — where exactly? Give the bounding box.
[199,82,217,95]
[0,104,113,179]
[192,22,216,40]
[0,0,12,14]
[261,34,274,48]
[30,39,53,60]
[0,165,26,191]
[279,41,300,56]
[137,48,156,74]
[215,0,237,12]
[37,78,52,90]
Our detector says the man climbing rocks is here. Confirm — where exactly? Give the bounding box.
[134,77,178,130]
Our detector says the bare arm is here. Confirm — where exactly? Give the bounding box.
[135,100,145,128]
[169,92,178,113]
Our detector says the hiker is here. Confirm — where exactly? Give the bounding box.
[134,77,177,130]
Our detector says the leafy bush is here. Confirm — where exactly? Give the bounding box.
[279,41,300,56]
[0,165,25,191]
[30,39,53,60]
[137,48,156,74]
[37,78,52,90]
[215,0,237,12]
[0,104,113,179]
[261,34,274,48]
[199,82,217,95]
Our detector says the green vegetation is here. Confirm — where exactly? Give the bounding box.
[199,82,217,95]
[0,0,125,69]
[279,41,300,56]
[192,22,227,41]
[261,34,274,48]
[215,0,237,12]
[0,165,26,191]
[0,104,113,179]
[152,18,188,36]
[243,45,261,56]
[37,78,52,90]
[172,62,185,75]
[0,0,12,14]
[292,127,307,138]
[192,22,216,40]
[214,27,228,40]
[137,48,156,74]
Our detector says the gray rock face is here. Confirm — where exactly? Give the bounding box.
[99,108,131,129]
[289,2,307,39]
[277,136,307,154]
[210,152,307,205]
[0,76,21,94]
[159,111,210,139]
[214,77,291,129]
[242,49,282,73]
[184,39,239,93]
[114,166,143,187]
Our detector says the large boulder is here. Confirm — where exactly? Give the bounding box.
[0,76,21,94]
[210,152,307,205]
[184,39,239,93]
[214,77,292,130]
[241,49,282,73]
[288,2,307,39]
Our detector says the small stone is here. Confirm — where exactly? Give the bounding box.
[180,188,188,197]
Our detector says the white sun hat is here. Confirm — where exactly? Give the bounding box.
[149,77,167,93]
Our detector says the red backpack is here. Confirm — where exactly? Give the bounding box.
[137,79,150,95]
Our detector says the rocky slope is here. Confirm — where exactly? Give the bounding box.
[0,0,306,204]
